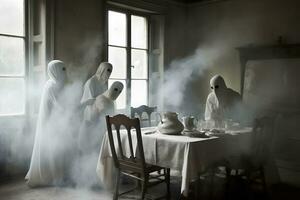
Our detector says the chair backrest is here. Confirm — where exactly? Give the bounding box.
[105,114,146,170]
[130,105,157,127]
[252,116,276,163]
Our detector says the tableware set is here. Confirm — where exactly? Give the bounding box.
[154,111,242,137]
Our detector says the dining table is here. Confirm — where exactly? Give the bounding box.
[96,126,253,197]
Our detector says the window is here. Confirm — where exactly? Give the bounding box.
[108,10,149,110]
[0,0,26,116]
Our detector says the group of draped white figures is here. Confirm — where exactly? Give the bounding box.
[24,59,249,188]
[25,60,123,188]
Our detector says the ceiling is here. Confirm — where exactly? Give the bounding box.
[169,0,215,4]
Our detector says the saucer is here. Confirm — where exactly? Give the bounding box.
[183,129,196,132]
[183,130,210,138]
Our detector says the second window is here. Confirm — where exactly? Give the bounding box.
[108,10,149,110]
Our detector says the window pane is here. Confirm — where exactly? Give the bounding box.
[131,15,147,49]
[131,49,148,79]
[0,36,25,76]
[0,0,24,36]
[131,80,147,107]
[108,46,127,79]
[0,78,25,115]
[108,11,126,46]
[108,79,126,110]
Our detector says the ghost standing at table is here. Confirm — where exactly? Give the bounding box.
[80,62,113,120]
[92,81,124,120]
[25,60,68,187]
[73,82,123,188]
[89,81,124,149]
[204,75,242,127]
[81,81,124,154]
[78,62,112,153]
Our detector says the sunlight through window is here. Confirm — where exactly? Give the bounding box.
[108,10,148,110]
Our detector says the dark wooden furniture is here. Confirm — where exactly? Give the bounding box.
[105,114,170,200]
[237,43,300,97]
[130,105,157,127]
[225,116,276,197]
[237,43,300,188]
[194,117,276,199]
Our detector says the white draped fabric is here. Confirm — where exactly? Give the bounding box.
[96,127,252,196]
[78,81,123,153]
[80,62,113,121]
[205,75,243,124]
[78,62,113,152]
[25,60,72,187]
[74,81,123,187]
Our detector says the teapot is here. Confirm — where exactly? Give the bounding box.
[157,112,184,135]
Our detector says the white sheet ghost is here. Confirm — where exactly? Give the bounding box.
[80,62,113,121]
[74,82,123,188]
[78,81,124,153]
[78,62,112,153]
[92,81,124,120]
[204,75,242,126]
[25,60,69,187]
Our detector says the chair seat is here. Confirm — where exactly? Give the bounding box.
[197,117,276,200]
[119,158,164,174]
[146,164,165,172]
[225,154,264,172]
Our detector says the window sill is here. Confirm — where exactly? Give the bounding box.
[0,114,26,120]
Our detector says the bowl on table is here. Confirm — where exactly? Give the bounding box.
[182,130,210,138]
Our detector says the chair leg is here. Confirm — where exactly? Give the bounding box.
[209,169,215,200]
[225,167,232,200]
[165,168,171,200]
[225,167,231,178]
[113,171,120,200]
[243,170,252,200]
[195,176,201,200]
[260,168,268,198]
[136,173,142,190]
[141,175,148,200]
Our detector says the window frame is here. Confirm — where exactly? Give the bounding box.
[106,6,150,112]
[0,0,29,117]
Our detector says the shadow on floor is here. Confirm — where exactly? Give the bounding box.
[1,176,299,200]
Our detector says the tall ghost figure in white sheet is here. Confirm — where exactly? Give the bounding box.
[80,62,113,120]
[79,81,124,154]
[78,62,113,152]
[25,60,68,187]
[93,81,124,122]
[205,75,242,126]
[73,82,123,187]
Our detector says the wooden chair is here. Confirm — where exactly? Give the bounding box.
[105,114,170,200]
[193,116,276,199]
[224,116,276,197]
[131,105,157,127]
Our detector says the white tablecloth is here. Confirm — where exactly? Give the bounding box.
[96,127,252,196]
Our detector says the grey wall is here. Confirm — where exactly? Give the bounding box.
[54,0,189,111]
[164,5,188,66]
[0,0,107,179]
[3,0,300,180]
[183,0,300,107]
[181,0,300,186]
[0,0,185,178]
[53,0,187,81]
[55,0,106,81]
[48,0,300,115]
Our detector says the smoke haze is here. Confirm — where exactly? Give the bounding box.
[162,46,226,116]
